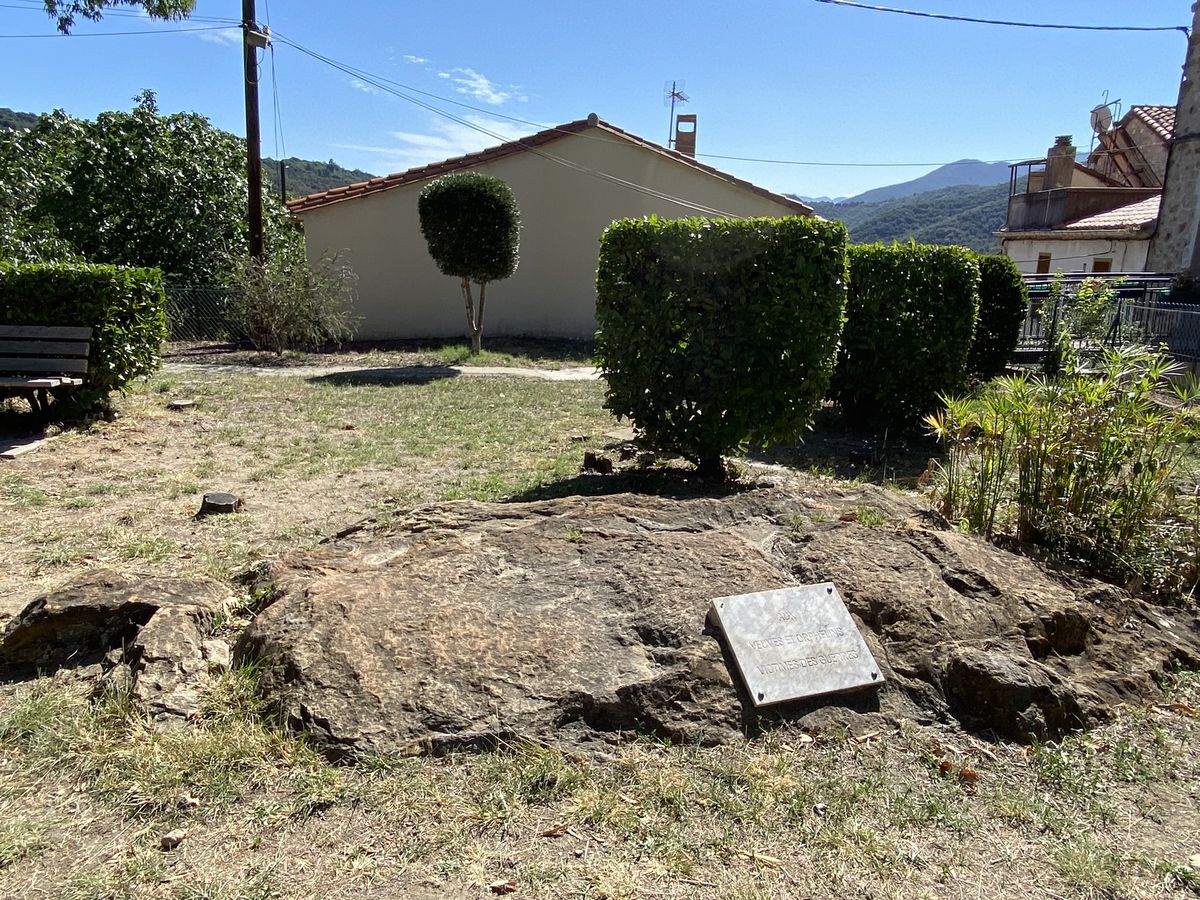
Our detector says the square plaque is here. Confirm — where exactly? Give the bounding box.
[710,583,883,706]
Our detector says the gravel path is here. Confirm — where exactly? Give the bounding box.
[164,362,601,382]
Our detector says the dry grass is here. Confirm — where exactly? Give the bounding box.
[1,670,1197,899]
[2,364,1199,898]
[0,371,614,610]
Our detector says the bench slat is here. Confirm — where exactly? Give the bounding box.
[0,340,90,357]
[0,325,92,340]
[0,377,67,388]
[0,357,89,374]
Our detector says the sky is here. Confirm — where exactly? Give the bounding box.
[0,0,1192,199]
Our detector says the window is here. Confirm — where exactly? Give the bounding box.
[1092,258,1113,274]
[1036,253,1052,274]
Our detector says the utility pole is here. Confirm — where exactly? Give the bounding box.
[243,0,265,260]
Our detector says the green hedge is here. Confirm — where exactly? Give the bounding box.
[0,262,167,408]
[967,254,1028,381]
[596,215,849,476]
[833,243,980,426]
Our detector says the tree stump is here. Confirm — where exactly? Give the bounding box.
[197,492,244,518]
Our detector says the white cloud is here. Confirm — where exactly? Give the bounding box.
[403,54,429,65]
[350,79,384,97]
[335,115,530,172]
[197,27,242,46]
[432,68,524,106]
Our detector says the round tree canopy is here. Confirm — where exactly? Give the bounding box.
[417,172,521,284]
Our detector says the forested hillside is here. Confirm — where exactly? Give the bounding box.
[263,157,377,200]
[809,183,1007,253]
[0,108,39,130]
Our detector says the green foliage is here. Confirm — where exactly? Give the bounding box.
[0,108,38,132]
[42,0,195,33]
[418,172,521,353]
[595,215,849,477]
[418,172,521,284]
[0,261,167,408]
[968,254,1028,381]
[810,184,1008,254]
[927,347,1200,601]
[834,242,980,426]
[0,93,290,281]
[226,247,359,354]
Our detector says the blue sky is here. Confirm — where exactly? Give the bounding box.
[0,0,1191,198]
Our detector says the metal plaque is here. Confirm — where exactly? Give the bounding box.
[710,583,883,706]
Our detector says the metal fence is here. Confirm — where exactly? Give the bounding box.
[163,282,245,343]
[1015,273,1200,370]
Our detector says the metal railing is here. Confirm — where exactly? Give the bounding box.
[164,282,245,343]
[1013,273,1199,368]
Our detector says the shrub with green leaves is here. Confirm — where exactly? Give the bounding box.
[417,171,521,354]
[596,215,849,478]
[927,347,1200,601]
[226,246,359,355]
[968,254,1027,381]
[834,242,980,426]
[0,261,166,409]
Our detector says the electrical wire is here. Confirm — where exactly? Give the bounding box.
[0,25,237,37]
[0,0,239,24]
[273,34,742,217]
[813,0,1189,35]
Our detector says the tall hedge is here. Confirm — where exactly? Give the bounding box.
[596,215,849,477]
[0,262,167,408]
[833,243,980,426]
[967,254,1028,381]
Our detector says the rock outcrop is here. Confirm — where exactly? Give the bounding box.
[0,570,233,727]
[235,483,1200,757]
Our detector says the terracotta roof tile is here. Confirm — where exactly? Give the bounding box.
[1062,194,1161,231]
[1129,105,1175,141]
[287,115,813,217]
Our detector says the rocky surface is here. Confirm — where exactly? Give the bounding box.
[0,570,233,727]
[236,481,1200,757]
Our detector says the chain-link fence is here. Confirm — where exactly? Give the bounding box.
[164,282,245,343]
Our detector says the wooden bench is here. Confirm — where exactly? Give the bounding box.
[0,325,92,413]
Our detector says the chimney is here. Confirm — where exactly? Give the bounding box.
[1045,135,1077,190]
[674,113,697,157]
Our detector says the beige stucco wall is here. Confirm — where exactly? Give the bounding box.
[1001,235,1149,274]
[299,126,805,340]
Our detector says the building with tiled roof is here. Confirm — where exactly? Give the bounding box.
[1087,104,1175,189]
[1001,108,1172,275]
[290,114,812,340]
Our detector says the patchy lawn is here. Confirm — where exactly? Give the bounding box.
[0,371,613,611]
[1,671,1197,899]
[164,337,596,371]
[1,367,1197,899]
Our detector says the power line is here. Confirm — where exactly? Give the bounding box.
[0,0,239,24]
[273,33,742,217]
[813,0,1189,35]
[0,24,238,37]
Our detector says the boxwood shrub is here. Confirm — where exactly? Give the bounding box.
[967,254,1028,381]
[596,215,849,477]
[833,243,980,426]
[0,262,167,408]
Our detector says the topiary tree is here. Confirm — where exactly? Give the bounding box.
[417,172,520,354]
[967,254,1028,381]
[597,215,849,479]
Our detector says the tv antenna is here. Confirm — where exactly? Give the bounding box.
[1089,90,1121,153]
[664,80,689,147]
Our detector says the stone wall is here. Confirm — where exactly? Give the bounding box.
[1148,5,1200,272]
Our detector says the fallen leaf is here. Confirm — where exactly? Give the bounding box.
[850,729,881,744]
[751,850,782,867]
[1165,702,1199,718]
[839,512,859,523]
[489,879,518,895]
[540,823,570,838]
[958,767,979,787]
[938,759,955,775]
[797,733,815,745]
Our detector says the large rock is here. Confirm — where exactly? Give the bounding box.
[0,570,232,726]
[236,483,1200,757]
